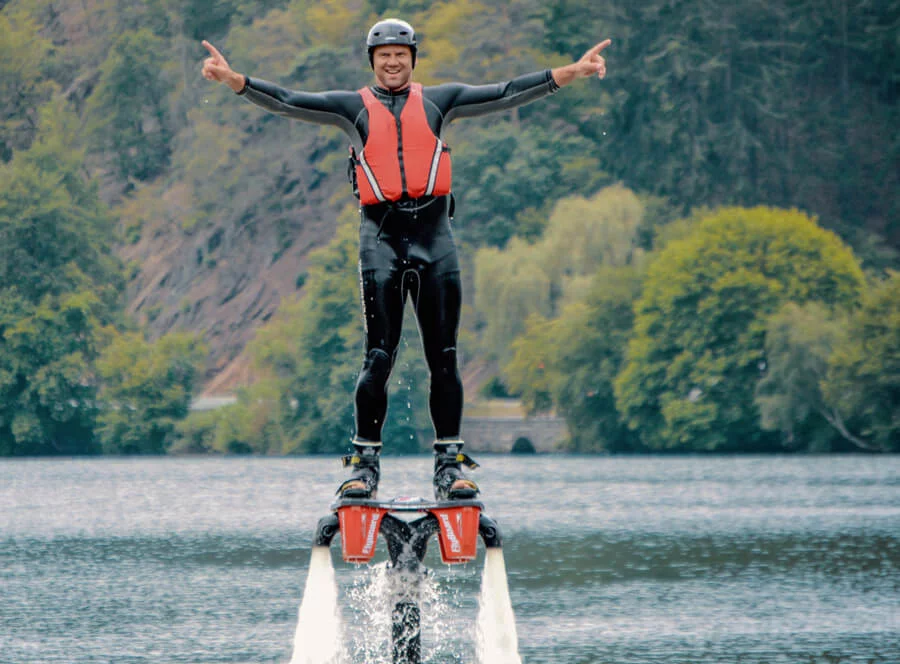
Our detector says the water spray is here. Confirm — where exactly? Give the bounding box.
[308,496,509,664]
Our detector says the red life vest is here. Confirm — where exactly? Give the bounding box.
[354,82,452,205]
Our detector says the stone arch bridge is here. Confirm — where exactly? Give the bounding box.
[460,416,568,453]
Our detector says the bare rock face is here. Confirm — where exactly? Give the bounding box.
[118,137,351,393]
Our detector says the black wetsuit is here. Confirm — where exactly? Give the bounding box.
[239,71,559,442]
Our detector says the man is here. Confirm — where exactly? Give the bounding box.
[202,19,610,501]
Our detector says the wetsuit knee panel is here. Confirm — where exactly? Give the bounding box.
[362,348,393,379]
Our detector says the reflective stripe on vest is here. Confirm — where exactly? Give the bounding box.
[356,83,452,205]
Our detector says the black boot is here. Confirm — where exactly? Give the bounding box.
[433,440,479,501]
[337,440,381,499]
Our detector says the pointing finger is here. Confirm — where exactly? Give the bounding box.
[586,39,612,58]
[201,40,224,61]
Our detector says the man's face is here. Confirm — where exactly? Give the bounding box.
[372,45,413,90]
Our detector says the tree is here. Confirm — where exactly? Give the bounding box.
[84,29,173,183]
[755,302,866,452]
[502,313,556,414]
[824,272,900,452]
[166,0,238,40]
[414,0,548,86]
[0,291,108,456]
[505,265,644,452]
[174,377,295,456]
[249,211,362,453]
[450,123,608,249]
[0,105,125,456]
[615,206,866,452]
[474,185,645,363]
[474,239,553,365]
[96,331,206,454]
[0,106,123,307]
[534,0,900,262]
[0,8,56,162]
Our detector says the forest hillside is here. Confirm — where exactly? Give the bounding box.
[1,0,897,455]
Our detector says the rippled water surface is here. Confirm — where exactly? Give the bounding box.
[2,455,899,663]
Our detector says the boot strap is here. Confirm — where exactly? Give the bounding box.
[433,440,478,469]
[342,439,382,468]
[435,451,479,470]
[341,453,382,468]
[457,452,480,470]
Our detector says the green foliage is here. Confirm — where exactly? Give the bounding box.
[541,0,900,257]
[475,185,645,363]
[480,375,511,399]
[505,265,644,452]
[540,184,646,279]
[474,240,553,365]
[11,0,900,262]
[84,29,173,182]
[0,291,108,456]
[416,0,553,86]
[251,210,362,453]
[451,124,609,248]
[96,331,206,454]
[5,0,898,457]
[0,8,56,162]
[824,272,900,452]
[0,105,123,308]
[0,106,128,456]
[172,408,219,454]
[167,0,238,40]
[615,207,866,452]
[755,302,853,452]
[203,381,292,455]
[502,314,555,414]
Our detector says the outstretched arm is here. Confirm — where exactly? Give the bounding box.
[199,40,363,134]
[552,39,611,87]
[201,40,247,92]
[432,38,612,124]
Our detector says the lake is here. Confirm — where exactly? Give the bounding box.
[2,455,898,663]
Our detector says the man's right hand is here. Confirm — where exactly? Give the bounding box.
[201,40,246,93]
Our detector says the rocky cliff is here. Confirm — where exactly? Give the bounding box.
[116,127,351,394]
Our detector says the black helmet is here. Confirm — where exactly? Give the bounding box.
[366,18,417,68]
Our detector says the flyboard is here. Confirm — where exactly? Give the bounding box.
[312,495,504,664]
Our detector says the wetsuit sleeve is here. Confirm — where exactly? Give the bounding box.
[237,76,361,133]
[432,70,560,124]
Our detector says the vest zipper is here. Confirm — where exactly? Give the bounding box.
[393,95,408,196]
